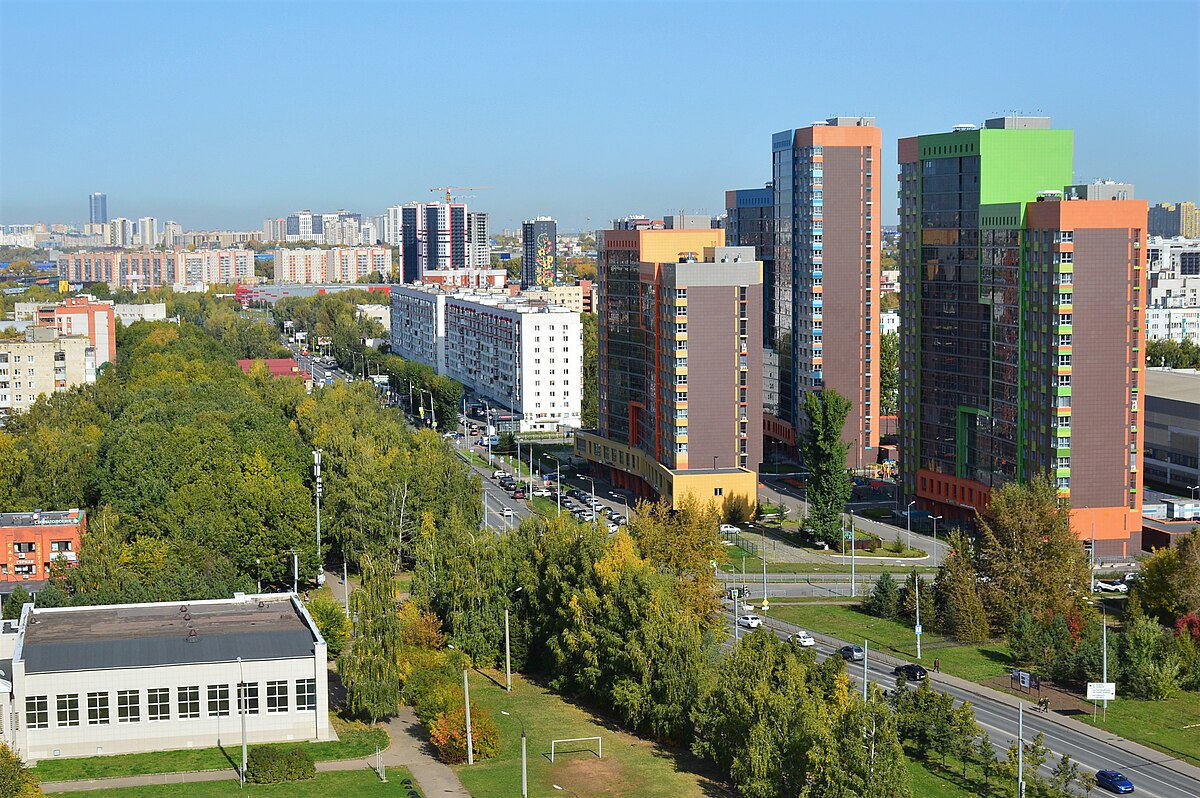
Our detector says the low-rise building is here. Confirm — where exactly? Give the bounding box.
[113,303,168,324]
[0,593,332,761]
[237,358,312,393]
[1144,368,1200,496]
[0,509,84,584]
[0,328,97,419]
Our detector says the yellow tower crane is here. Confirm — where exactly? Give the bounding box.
[429,186,494,204]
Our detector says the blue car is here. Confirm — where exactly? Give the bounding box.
[1096,770,1134,794]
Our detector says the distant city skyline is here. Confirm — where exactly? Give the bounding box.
[1,1,1196,233]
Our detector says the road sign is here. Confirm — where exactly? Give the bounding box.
[1086,682,1116,701]
[914,624,922,636]
[728,588,742,600]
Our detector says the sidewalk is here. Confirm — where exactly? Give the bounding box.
[41,709,470,796]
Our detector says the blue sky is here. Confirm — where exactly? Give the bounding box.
[1,0,1197,233]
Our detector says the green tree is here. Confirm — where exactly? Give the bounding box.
[975,475,1090,634]
[863,571,900,619]
[2,586,30,620]
[306,594,350,658]
[1049,753,1080,798]
[338,552,404,721]
[977,730,998,792]
[1131,543,1187,622]
[0,743,42,798]
[879,331,899,416]
[934,530,990,642]
[800,390,853,547]
[1119,611,1179,700]
[580,311,598,428]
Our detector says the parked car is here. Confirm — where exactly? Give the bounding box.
[719,524,742,535]
[511,489,526,499]
[612,515,627,525]
[492,470,506,479]
[1095,770,1134,794]
[1096,580,1129,593]
[532,487,551,497]
[607,522,619,534]
[837,645,865,662]
[737,614,764,629]
[893,663,928,682]
[788,630,816,647]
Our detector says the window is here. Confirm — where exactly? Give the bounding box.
[1057,355,1072,367]
[238,682,260,715]
[1056,457,1071,469]
[148,688,170,721]
[87,692,110,725]
[267,680,289,713]
[178,686,200,719]
[714,487,723,497]
[208,684,230,717]
[1057,415,1071,428]
[57,694,80,727]
[26,696,48,729]
[118,690,140,723]
[296,679,317,712]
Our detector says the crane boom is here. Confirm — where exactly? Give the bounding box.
[430,186,494,204]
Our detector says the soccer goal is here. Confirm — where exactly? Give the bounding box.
[550,736,602,763]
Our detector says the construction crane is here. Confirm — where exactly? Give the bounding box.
[430,186,494,204]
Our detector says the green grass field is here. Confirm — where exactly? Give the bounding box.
[454,670,733,798]
[529,496,560,517]
[44,768,417,797]
[767,604,1013,682]
[1078,693,1200,767]
[32,718,388,782]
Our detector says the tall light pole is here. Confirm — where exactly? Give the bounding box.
[238,657,247,785]
[848,510,856,598]
[906,500,916,551]
[505,587,522,692]
[314,449,324,586]
[543,454,563,515]
[931,515,943,553]
[521,728,528,797]
[915,570,922,660]
[584,476,596,521]
[463,668,474,765]
[1189,485,1199,500]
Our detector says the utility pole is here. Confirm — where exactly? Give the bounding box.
[238,657,247,786]
[1017,703,1025,798]
[505,607,512,692]
[290,549,299,595]
[521,728,528,797]
[342,558,350,617]
[464,668,474,765]
[849,511,856,598]
[915,572,922,660]
[863,640,869,701]
[1102,611,1109,721]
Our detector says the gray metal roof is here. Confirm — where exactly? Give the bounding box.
[20,598,316,674]
[1146,368,1200,406]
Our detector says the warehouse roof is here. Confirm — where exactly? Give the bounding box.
[1146,367,1200,405]
[17,594,317,674]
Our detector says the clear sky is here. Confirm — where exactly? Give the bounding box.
[1,0,1197,233]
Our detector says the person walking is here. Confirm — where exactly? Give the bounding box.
[933,657,940,673]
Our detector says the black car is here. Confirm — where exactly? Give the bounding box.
[893,663,928,682]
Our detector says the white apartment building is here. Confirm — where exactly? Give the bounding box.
[880,310,900,335]
[0,328,96,419]
[178,250,255,287]
[137,217,158,249]
[274,248,389,284]
[106,218,133,248]
[467,211,490,268]
[390,287,582,431]
[1147,237,1200,336]
[114,303,168,324]
[1147,307,1200,344]
[0,594,332,762]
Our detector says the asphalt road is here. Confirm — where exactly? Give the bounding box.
[731,610,1200,798]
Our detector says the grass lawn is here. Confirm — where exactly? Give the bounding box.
[906,753,990,798]
[767,604,1013,683]
[45,768,416,797]
[529,496,560,517]
[455,670,733,798]
[1078,693,1200,767]
[32,716,389,782]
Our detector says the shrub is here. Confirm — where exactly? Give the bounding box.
[306,594,350,658]
[428,703,500,764]
[403,667,463,726]
[245,745,316,783]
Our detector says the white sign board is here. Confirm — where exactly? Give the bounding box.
[914,624,922,636]
[1086,682,1116,701]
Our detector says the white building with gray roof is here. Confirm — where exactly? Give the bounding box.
[0,593,331,762]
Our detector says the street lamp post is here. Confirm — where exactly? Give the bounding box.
[915,573,922,660]
[931,515,943,552]
[848,510,856,598]
[463,668,474,765]
[584,476,596,522]
[543,454,563,515]
[238,657,247,785]
[906,500,916,551]
[314,449,325,586]
[1189,485,1199,500]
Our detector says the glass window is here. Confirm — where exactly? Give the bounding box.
[266,680,289,713]
[296,679,317,712]
[148,688,170,721]
[208,684,230,717]
[238,683,260,715]
[87,692,110,725]
[178,686,200,719]
[26,696,48,729]
[118,690,140,723]
[57,694,80,727]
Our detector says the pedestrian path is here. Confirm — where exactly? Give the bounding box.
[41,708,470,796]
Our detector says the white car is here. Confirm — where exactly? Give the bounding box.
[1096,580,1129,593]
[501,507,514,518]
[788,630,816,647]
[532,488,551,497]
[720,524,742,535]
[737,614,763,629]
[492,470,507,479]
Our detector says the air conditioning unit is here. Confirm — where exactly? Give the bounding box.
[17,553,25,560]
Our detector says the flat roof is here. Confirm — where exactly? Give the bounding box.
[1146,368,1200,405]
[19,595,316,674]
[0,509,83,529]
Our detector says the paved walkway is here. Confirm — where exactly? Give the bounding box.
[41,709,470,796]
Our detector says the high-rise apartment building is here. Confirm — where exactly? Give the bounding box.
[1149,201,1200,238]
[898,116,1146,555]
[106,218,132,248]
[89,193,108,225]
[400,203,422,283]
[263,218,287,243]
[770,118,881,465]
[521,217,558,287]
[273,247,389,284]
[137,216,158,249]
[577,226,762,507]
[467,211,490,268]
[725,186,777,419]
